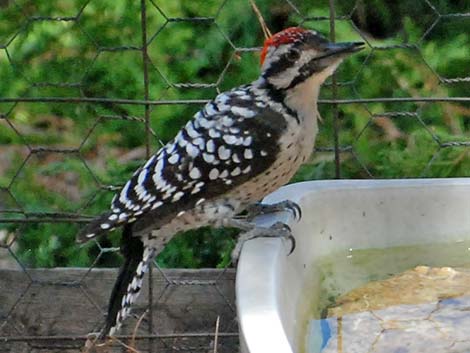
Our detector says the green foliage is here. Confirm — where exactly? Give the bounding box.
[1,0,470,268]
[157,227,238,269]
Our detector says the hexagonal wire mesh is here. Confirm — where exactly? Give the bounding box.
[1,0,470,352]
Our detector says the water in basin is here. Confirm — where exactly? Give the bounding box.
[301,240,470,353]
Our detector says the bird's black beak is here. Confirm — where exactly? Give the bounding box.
[322,41,365,58]
[307,41,364,68]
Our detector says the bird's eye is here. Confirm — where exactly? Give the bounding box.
[286,48,301,62]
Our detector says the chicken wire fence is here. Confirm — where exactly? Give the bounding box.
[1,0,470,352]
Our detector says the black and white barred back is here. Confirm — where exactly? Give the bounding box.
[77,85,291,243]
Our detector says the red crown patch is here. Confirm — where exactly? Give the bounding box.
[260,27,308,65]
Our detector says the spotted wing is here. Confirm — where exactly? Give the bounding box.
[76,89,288,243]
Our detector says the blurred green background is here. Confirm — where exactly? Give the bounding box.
[0,0,469,269]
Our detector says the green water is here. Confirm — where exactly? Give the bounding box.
[299,240,470,353]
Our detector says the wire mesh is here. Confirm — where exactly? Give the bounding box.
[1,0,470,352]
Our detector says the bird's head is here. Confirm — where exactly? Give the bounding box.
[260,27,364,90]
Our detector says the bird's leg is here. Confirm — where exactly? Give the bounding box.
[245,200,302,221]
[222,218,296,265]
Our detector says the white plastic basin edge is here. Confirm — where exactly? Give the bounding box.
[236,178,470,353]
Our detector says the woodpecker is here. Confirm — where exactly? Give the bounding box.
[77,27,364,336]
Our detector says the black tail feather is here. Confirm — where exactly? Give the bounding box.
[102,224,146,337]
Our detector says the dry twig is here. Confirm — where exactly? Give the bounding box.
[249,0,272,39]
[213,316,220,353]
[130,310,148,351]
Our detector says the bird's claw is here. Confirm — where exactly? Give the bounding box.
[230,220,296,265]
[270,221,296,255]
[246,200,302,222]
[286,201,302,221]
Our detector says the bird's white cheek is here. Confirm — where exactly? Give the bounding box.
[268,67,300,89]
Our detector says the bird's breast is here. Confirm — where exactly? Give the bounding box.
[223,121,315,206]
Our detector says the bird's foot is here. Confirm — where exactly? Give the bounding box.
[223,219,295,265]
[245,200,302,222]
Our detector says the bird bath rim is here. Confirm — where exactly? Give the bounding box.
[236,178,470,353]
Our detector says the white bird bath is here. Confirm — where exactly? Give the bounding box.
[236,179,470,353]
